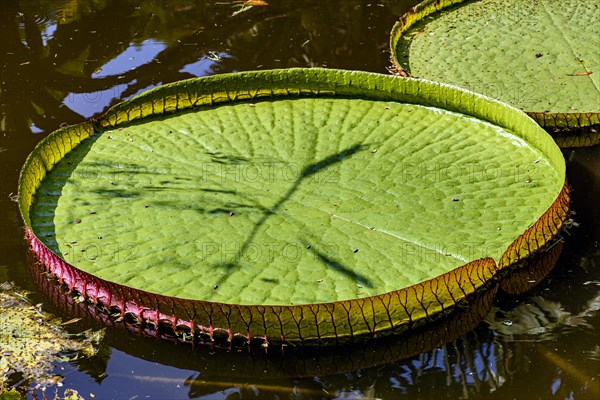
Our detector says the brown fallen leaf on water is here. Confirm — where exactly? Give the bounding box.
[234,0,269,5]
[231,0,268,16]
[61,317,83,325]
[567,71,593,76]
[173,4,194,12]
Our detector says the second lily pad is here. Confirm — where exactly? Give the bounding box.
[390,0,600,147]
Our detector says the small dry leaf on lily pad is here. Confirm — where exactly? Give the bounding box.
[567,71,593,77]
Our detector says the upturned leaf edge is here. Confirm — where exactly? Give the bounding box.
[19,68,570,345]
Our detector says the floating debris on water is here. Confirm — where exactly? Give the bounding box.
[0,282,103,393]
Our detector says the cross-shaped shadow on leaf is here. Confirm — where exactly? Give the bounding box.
[213,143,372,289]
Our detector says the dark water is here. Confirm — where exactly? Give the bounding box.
[1,1,599,399]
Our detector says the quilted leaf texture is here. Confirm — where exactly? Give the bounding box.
[20,69,568,345]
[390,0,600,147]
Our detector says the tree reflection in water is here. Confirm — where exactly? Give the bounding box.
[29,239,600,399]
[1,0,401,138]
[3,1,599,399]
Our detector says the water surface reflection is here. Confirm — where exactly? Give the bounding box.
[1,1,599,399]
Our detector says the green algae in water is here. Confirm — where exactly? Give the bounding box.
[0,282,103,392]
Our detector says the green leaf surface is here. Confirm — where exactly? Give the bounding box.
[391,0,600,140]
[20,69,568,343]
[29,72,562,306]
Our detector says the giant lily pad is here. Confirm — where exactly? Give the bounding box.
[19,69,569,345]
[390,0,600,147]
